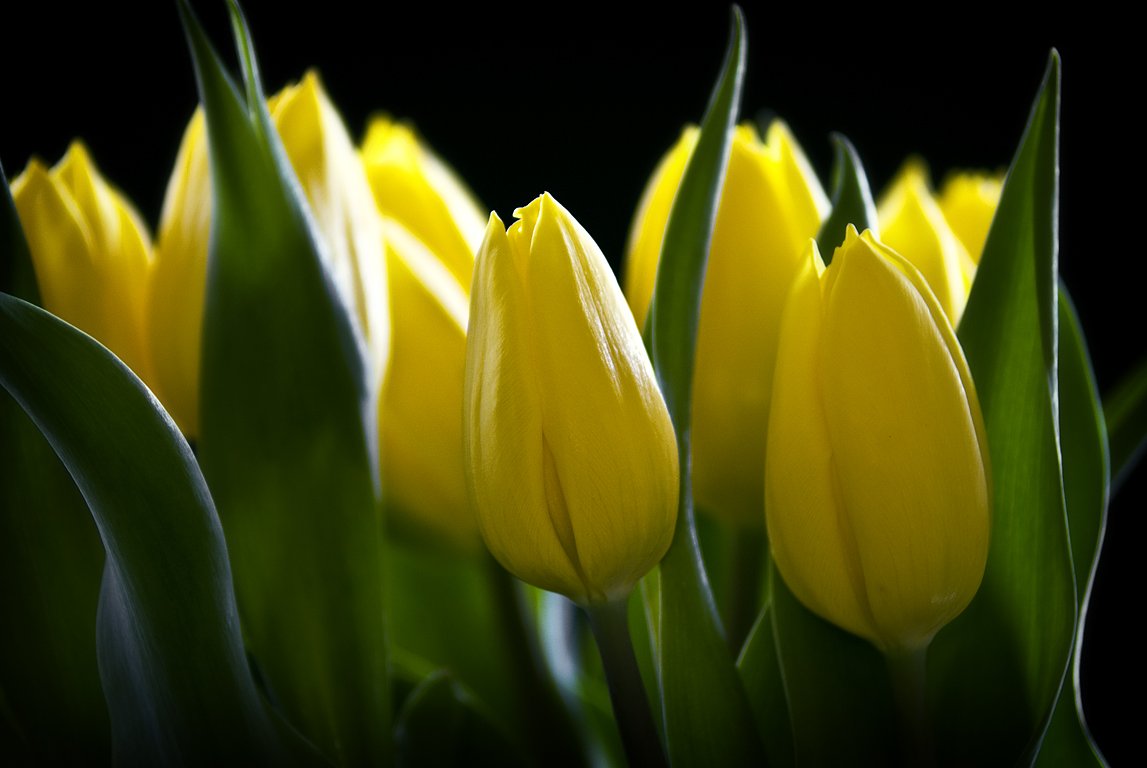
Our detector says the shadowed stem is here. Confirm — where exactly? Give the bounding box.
[886,646,934,768]
[723,525,766,653]
[486,560,583,768]
[585,598,669,768]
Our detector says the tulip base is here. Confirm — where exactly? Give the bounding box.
[585,598,668,768]
[886,647,934,768]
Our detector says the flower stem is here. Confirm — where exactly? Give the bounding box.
[585,599,668,768]
[486,560,583,768]
[886,646,934,768]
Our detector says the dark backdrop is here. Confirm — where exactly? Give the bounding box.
[1,2,1137,762]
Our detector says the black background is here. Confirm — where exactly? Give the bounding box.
[1,2,1138,763]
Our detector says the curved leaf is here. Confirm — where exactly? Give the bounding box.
[1,163,109,762]
[0,293,316,765]
[930,51,1074,765]
[178,2,389,763]
[815,133,878,263]
[736,585,795,768]
[1104,357,1147,492]
[646,8,764,765]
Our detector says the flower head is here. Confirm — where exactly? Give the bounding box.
[765,226,990,652]
[465,193,678,604]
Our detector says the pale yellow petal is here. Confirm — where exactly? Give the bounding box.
[938,171,1003,265]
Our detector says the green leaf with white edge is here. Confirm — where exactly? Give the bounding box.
[815,133,878,264]
[0,164,109,762]
[394,671,525,768]
[1034,285,1110,766]
[736,581,795,768]
[179,2,388,763]
[1104,357,1147,492]
[646,8,764,765]
[0,294,320,766]
[928,51,1075,765]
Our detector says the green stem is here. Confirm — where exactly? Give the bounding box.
[585,599,668,768]
[486,560,583,768]
[886,646,934,768]
[722,526,765,653]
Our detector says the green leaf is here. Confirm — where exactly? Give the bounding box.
[394,672,525,768]
[179,2,388,763]
[1034,285,1110,766]
[815,133,878,264]
[736,582,795,768]
[1,163,109,762]
[0,294,317,765]
[929,51,1074,765]
[1104,356,1147,492]
[646,8,764,765]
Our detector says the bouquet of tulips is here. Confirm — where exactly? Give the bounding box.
[1,2,1139,766]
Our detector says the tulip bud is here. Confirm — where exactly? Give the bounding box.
[877,161,975,326]
[361,117,486,288]
[625,121,828,524]
[464,193,678,604]
[380,219,477,549]
[147,71,388,436]
[938,171,1003,265]
[12,143,155,385]
[765,226,990,653]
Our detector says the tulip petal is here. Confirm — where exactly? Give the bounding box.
[465,212,591,603]
[938,171,1003,265]
[819,230,990,651]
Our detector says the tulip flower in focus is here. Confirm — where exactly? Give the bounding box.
[877,161,978,326]
[938,171,1003,264]
[625,122,827,525]
[765,226,990,653]
[464,193,678,604]
[148,71,388,436]
[11,144,155,386]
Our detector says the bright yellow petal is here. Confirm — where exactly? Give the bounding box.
[877,160,971,325]
[766,237,880,643]
[381,219,477,550]
[362,116,484,290]
[938,171,1003,265]
[150,109,211,436]
[513,194,677,603]
[819,230,990,651]
[464,212,590,603]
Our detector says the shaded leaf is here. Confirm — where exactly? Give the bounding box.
[815,133,878,263]
[1104,357,1147,492]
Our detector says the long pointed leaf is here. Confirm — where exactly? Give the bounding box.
[1104,357,1147,492]
[1,163,109,762]
[815,133,878,263]
[929,51,1075,765]
[1034,285,1109,765]
[0,293,315,765]
[647,8,764,765]
[179,2,389,763]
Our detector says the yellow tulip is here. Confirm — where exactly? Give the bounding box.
[625,121,828,525]
[11,143,154,385]
[148,71,389,436]
[765,226,990,653]
[380,219,477,549]
[361,117,486,289]
[877,160,976,326]
[464,193,678,604]
[938,171,1003,265]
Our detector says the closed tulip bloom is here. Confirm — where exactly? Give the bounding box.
[765,226,990,653]
[381,219,476,549]
[465,193,678,604]
[938,171,1003,265]
[148,71,388,436]
[361,117,486,289]
[625,121,828,525]
[877,161,975,326]
[12,143,154,385]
